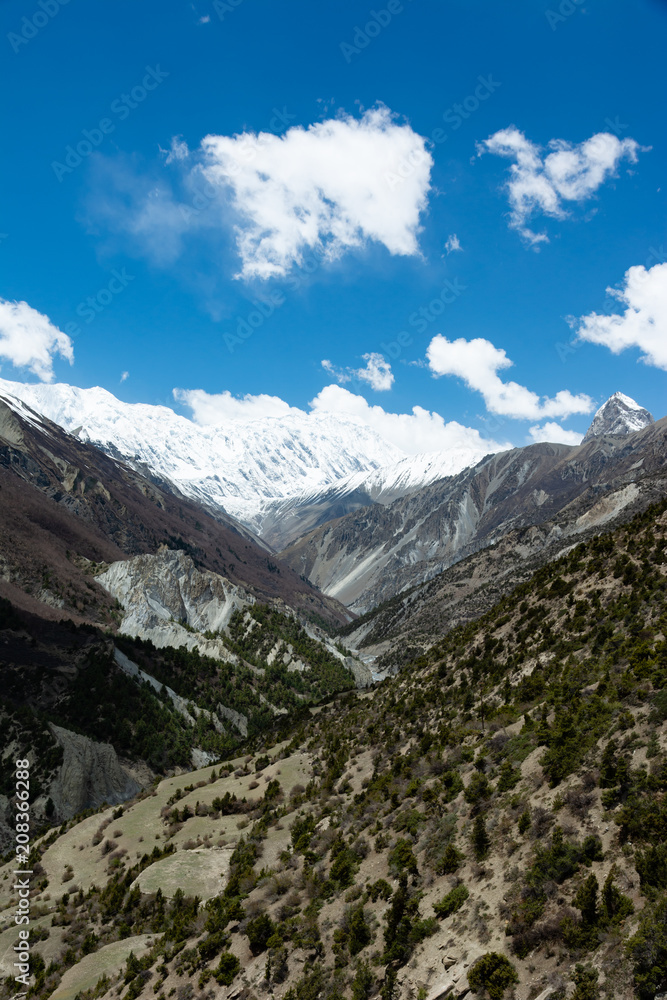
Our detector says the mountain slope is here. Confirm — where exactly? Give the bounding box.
[281,418,667,612]
[0,391,349,628]
[2,498,667,1000]
[254,447,493,549]
[0,589,357,844]
[341,471,667,669]
[0,379,402,524]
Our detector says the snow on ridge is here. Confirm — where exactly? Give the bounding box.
[0,391,48,434]
[583,390,654,443]
[0,377,401,512]
[602,391,644,413]
[0,377,503,530]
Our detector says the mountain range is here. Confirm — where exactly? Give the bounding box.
[282,410,665,614]
[0,377,664,1000]
[0,378,502,543]
[1,483,666,1000]
[0,380,659,705]
[0,381,655,553]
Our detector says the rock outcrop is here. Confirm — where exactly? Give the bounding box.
[98,547,253,665]
[48,724,141,820]
[101,550,369,687]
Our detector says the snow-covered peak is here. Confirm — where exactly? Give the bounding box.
[0,378,402,518]
[582,392,654,443]
[0,377,500,535]
[607,391,647,412]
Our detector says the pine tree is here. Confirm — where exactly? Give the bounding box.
[574,874,599,926]
[472,814,490,860]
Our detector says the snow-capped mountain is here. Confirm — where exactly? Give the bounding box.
[582,391,654,442]
[252,447,494,548]
[0,379,491,535]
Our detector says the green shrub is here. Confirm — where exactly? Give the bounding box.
[329,846,359,888]
[347,905,372,956]
[433,884,469,919]
[197,930,227,962]
[388,838,419,876]
[352,961,374,1000]
[383,874,435,966]
[246,912,275,955]
[214,952,240,986]
[627,894,667,999]
[574,874,599,926]
[437,842,464,875]
[496,760,520,792]
[601,866,633,924]
[467,952,518,999]
[582,835,604,862]
[441,769,464,802]
[472,815,490,860]
[570,964,599,1000]
[367,878,392,902]
[464,772,492,804]
[636,843,667,894]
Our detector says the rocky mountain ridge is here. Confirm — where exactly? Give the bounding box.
[0,390,348,628]
[582,391,654,442]
[0,378,504,540]
[96,547,372,686]
[0,379,492,528]
[280,416,667,613]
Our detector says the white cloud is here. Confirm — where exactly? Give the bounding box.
[426,334,593,420]
[444,234,462,254]
[163,136,190,164]
[173,387,301,424]
[479,126,642,244]
[309,384,509,454]
[120,371,129,382]
[0,298,73,382]
[573,262,667,370]
[175,382,508,456]
[528,422,584,446]
[321,352,394,391]
[200,106,433,278]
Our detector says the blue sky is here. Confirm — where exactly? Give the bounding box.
[0,0,665,452]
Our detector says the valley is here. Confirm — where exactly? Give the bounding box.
[0,382,665,1000]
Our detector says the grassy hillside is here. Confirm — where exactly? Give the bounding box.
[1,499,666,1000]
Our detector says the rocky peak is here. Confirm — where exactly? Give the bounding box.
[582,392,654,443]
